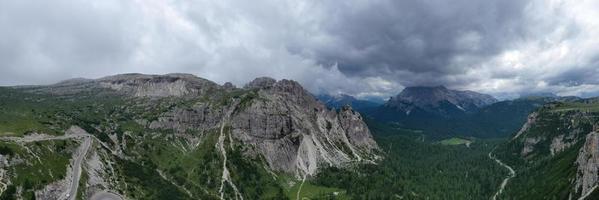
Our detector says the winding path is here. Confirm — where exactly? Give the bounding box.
[67,136,91,200]
[489,151,515,200]
[0,127,127,200]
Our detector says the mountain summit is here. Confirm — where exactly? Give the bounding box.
[385,86,497,115]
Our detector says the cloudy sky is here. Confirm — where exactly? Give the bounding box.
[1,0,598,100]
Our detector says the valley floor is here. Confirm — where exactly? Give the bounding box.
[309,122,510,199]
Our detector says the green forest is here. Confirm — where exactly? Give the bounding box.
[309,120,508,200]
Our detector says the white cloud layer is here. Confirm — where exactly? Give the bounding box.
[0,0,598,100]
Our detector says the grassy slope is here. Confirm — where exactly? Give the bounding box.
[0,140,77,199]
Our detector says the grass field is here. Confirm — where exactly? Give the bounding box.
[438,137,472,146]
[550,102,599,113]
[278,175,348,200]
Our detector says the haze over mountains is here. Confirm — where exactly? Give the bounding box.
[319,85,582,138]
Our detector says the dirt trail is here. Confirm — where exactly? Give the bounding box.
[489,151,515,200]
[296,175,306,200]
[0,129,93,200]
[66,136,91,200]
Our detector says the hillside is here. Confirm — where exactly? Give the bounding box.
[494,98,599,199]
[0,74,379,200]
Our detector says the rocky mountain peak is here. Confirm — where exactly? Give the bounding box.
[245,77,277,89]
[94,74,380,177]
[385,85,497,115]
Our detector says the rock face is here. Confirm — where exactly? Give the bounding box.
[496,100,599,199]
[98,73,220,97]
[148,76,379,176]
[96,74,379,176]
[575,131,599,196]
[22,73,221,97]
[231,79,378,176]
[512,112,538,139]
[385,86,497,115]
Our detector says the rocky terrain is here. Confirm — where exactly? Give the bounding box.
[0,73,379,199]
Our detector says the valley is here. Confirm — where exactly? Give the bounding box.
[0,74,596,199]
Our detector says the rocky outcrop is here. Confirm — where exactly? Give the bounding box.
[550,134,576,156]
[575,131,599,197]
[126,75,379,177]
[521,137,542,157]
[231,78,378,176]
[98,73,221,97]
[22,73,223,98]
[513,112,538,139]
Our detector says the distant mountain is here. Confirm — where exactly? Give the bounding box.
[367,86,580,138]
[384,86,497,117]
[316,93,382,113]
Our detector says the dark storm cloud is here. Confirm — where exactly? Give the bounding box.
[0,0,598,99]
[297,1,527,82]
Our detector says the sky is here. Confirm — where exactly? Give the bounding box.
[1,0,599,100]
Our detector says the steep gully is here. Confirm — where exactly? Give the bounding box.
[217,103,243,200]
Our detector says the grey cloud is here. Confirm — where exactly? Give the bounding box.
[0,0,598,100]
[300,0,529,83]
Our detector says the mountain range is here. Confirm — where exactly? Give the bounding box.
[320,86,580,138]
[1,73,597,199]
[0,73,378,199]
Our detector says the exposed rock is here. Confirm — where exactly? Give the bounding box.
[230,78,379,176]
[513,112,538,139]
[244,77,277,89]
[521,137,542,157]
[98,73,220,97]
[575,131,599,196]
[21,73,221,98]
[149,105,224,132]
[550,134,577,156]
[134,76,379,177]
